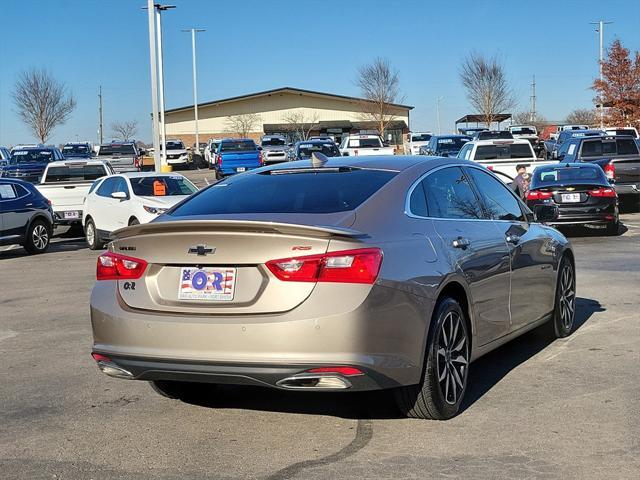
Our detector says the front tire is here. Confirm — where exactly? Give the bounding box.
[85,218,102,250]
[549,256,576,338]
[128,217,140,226]
[23,219,51,254]
[395,297,470,420]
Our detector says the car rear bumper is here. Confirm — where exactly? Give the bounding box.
[551,211,617,225]
[89,281,428,391]
[614,183,640,195]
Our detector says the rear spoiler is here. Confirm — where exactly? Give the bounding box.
[113,220,367,240]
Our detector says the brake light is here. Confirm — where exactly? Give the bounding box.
[604,162,615,179]
[134,156,140,168]
[96,252,147,280]
[487,165,494,171]
[527,190,553,200]
[218,154,222,167]
[266,248,382,284]
[258,150,263,165]
[589,187,616,197]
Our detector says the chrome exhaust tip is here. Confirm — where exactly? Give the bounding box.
[276,375,352,390]
[96,361,134,379]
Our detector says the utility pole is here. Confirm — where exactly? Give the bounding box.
[530,75,536,123]
[155,4,175,171]
[146,0,161,172]
[436,96,444,135]
[590,20,613,128]
[183,28,205,153]
[98,85,103,145]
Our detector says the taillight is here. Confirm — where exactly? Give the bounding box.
[218,154,222,166]
[589,187,616,197]
[134,156,140,168]
[604,162,615,179]
[527,190,553,200]
[258,150,263,165]
[305,366,364,376]
[266,248,382,284]
[487,166,494,171]
[96,252,147,281]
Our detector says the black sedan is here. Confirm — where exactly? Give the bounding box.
[0,178,53,254]
[289,140,340,161]
[526,163,619,235]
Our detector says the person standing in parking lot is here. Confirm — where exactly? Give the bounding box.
[514,164,531,199]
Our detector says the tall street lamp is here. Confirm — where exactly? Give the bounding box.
[145,0,161,171]
[155,4,175,172]
[182,28,205,154]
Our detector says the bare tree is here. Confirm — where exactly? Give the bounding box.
[565,108,596,126]
[12,68,76,143]
[355,57,403,137]
[110,120,139,141]
[459,53,516,127]
[225,113,261,138]
[512,111,548,132]
[282,111,319,141]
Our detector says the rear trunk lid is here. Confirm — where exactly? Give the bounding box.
[220,151,261,167]
[109,217,362,315]
[611,156,640,185]
[36,183,92,209]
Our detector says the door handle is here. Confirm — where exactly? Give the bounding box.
[452,237,470,249]
[26,203,33,206]
[506,234,521,245]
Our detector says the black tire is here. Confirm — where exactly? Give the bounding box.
[214,170,223,181]
[149,380,213,400]
[85,218,102,250]
[128,217,140,226]
[23,219,51,254]
[548,256,576,338]
[606,220,620,236]
[395,297,470,420]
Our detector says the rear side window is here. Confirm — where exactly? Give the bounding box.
[44,165,107,182]
[169,168,397,215]
[408,182,428,217]
[422,167,483,219]
[465,168,524,222]
[474,143,533,160]
[0,183,18,199]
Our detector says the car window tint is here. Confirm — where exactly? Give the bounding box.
[466,168,524,222]
[96,177,117,197]
[113,177,129,195]
[0,183,17,199]
[616,138,638,155]
[409,181,428,217]
[422,167,483,219]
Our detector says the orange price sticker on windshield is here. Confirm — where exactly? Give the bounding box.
[153,180,166,196]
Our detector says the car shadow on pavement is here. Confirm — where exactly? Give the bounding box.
[459,296,604,414]
[0,239,87,259]
[180,297,603,420]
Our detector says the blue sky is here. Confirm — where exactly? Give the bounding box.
[1,0,638,145]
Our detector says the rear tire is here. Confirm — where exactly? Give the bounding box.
[85,218,102,250]
[395,297,470,420]
[606,220,619,236]
[548,256,576,338]
[23,219,51,254]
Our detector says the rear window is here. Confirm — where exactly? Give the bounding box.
[474,143,533,160]
[98,144,136,155]
[348,138,382,148]
[616,138,639,155]
[533,166,606,187]
[129,176,197,196]
[580,140,617,158]
[261,137,286,146]
[220,140,256,152]
[297,143,340,159]
[477,131,512,140]
[168,168,397,215]
[44,165,107,182]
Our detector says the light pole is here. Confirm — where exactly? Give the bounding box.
[155,4,175,172]
[590,20,613,128]
[146,0,161,172]
[182,28,205,154]
[436,96,444,135]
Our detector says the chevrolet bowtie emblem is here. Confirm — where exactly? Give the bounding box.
[188,245,215,256]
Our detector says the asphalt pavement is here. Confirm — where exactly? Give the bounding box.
[1,175,639,479]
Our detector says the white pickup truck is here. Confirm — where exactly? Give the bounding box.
[36,160,114,228]
[339,134,395,156]
[457,139,557,179]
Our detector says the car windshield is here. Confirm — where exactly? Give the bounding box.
[411,134,431,142]
[98,144,136,155]
[63,145,90,156]
[437,138,469,150]
[477,131,512,140]
[474,143,533,160]
[10,150,55,164]
[168,168,397,215]
[164,142,185,150]
[261,137,286,146]
[129,176,198,196]
[511,127,536,135]
[220,140,256,152]
[533,166,606,187]
[44,165,107,182]
[296,143,340,159]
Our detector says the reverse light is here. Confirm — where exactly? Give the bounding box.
[527,190,553,200]
[266,248,382,284]
[589,187,616,197]
[97,252,147,281]
[604,162,615,179]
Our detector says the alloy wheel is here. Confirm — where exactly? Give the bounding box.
[436,311,469,405]
[559,264,575,330]
[86,223,95,245]
[32,224,48,250]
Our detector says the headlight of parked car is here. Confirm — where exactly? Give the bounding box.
[143,205,168,215]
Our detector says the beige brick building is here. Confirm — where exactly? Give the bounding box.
[164,87,413,147]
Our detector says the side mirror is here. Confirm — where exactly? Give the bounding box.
[111,191,128,200]
[534,204,558,223]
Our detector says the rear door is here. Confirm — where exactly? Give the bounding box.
[464,166,556,330]
[423,166,512,345]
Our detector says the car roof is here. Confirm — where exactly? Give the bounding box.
[295,139,335,145]
[470,138,530,145]
[432,135,470,139]
[12,145,57,151]
[119,171,187,179]
[46,159,107,166]
[262,155,460,173]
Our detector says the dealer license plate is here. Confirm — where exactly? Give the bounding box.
[63,210,80,219]
[178,267,236,301]
[561,193,581,203]
[236,167,246,172]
